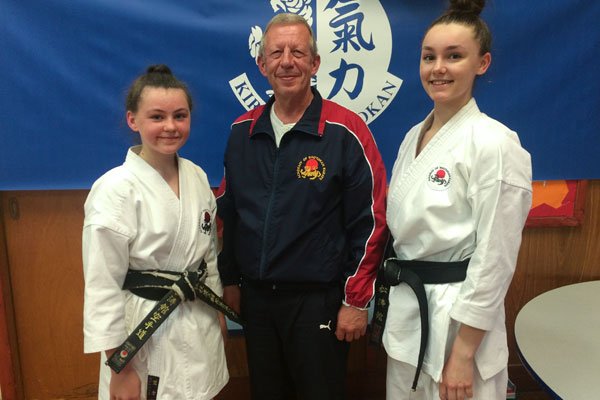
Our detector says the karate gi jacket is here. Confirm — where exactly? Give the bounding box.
[83,146,228,399]
[383,99,532,382]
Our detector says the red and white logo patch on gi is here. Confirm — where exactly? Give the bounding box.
[200,210,212,235]
[427,166,451,191]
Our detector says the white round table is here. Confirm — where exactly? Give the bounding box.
[514,280,600,399]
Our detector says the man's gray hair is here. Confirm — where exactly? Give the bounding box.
[258,13,318,59]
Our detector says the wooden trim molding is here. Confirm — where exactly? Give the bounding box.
[0,193,21,400]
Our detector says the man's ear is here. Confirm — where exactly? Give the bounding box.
[311,54,321,76]
[257,56,268,77]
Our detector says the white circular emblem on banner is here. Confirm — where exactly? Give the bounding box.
[229,0,402,125]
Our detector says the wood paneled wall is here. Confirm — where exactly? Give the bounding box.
[1,181,599,399]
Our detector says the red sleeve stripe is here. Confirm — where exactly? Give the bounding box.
[325,118,387,308]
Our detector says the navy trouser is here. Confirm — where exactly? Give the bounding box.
[241,282,350,400]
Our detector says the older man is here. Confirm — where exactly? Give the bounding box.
[217,13,387,399]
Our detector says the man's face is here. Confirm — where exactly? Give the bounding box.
[258,23,320,103]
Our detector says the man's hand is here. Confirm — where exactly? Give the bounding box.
[223,284,241,315]
[335,304,368,342]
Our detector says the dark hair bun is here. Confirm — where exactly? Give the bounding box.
[448,0,485,16]
[146,64,173,75]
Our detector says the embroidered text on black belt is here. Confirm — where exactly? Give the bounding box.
[106,262,243,373]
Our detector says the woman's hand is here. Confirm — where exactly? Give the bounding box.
[439,324,485,400]
[439,347,475,399]
[218,311,229,343]
[107,350,141,400]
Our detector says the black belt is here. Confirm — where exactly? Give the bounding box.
[105,262,243,373]
[371,256,469,391]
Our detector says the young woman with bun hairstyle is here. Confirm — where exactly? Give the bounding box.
[82,65,229,399]
[379,1,532,398]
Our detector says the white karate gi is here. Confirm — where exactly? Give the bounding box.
[83,146,228,400]
[383,99,532,393]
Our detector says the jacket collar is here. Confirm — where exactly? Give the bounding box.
[250,87,324,139]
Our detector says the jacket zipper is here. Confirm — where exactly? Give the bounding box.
[258,144,280,279]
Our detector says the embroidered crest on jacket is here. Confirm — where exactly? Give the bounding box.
[297,156,326,181]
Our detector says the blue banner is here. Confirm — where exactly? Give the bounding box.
[1,0,599,189]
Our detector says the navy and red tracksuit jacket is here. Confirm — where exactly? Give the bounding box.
[217,89,387,308]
